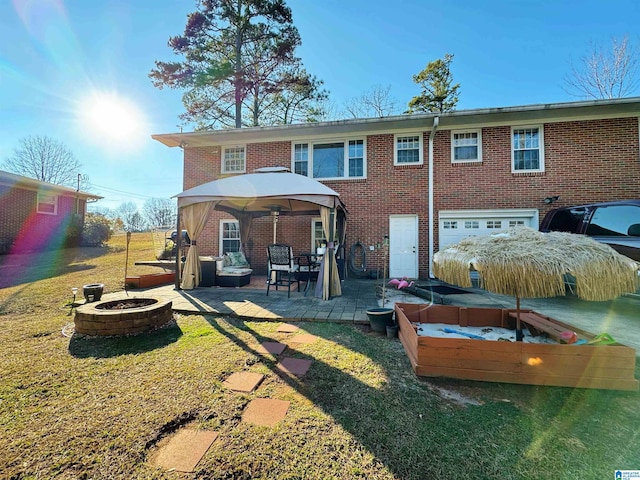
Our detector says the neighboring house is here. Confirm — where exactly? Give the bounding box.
[0,170,102,254]
[153,97,640,279]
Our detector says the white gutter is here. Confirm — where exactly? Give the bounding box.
[428,116,439,278]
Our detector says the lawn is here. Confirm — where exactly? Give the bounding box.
[1,232,639,479]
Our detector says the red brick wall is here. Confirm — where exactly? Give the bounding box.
[181,116,640,278]
[432,117,640,258]
[0,185,84,253]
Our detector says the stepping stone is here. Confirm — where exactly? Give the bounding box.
[152,428,218,472]
[255,341,287,355]
[289,333,318,344]
[242,398,290,426]
[222,372,265,393]
[277,323,299,333]
[278,357,312,376]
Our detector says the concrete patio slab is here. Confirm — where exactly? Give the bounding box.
[242,398,290,426]
[222,372,265,393]
[151,428,218,472]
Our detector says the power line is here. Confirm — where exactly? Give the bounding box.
[89,183,165,200]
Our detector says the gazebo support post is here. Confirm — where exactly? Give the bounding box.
[328,207,335,298]
[174,208,181,290]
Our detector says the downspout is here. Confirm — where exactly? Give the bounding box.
[428,116,439,278]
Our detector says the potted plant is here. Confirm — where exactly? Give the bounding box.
[386,321,399,338]
[366,235,394,333]
[83,283,104,302]
[366,307,394,332]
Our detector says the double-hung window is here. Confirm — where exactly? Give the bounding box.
[451,130,481,163]
[512,126,544,172]
[37,193,57,215]
[292,139,365,179]
[221,220,240,253]
[222,145,246,174]
[312,219,326,250]
[293,143,308,176]
[394,134,423,165]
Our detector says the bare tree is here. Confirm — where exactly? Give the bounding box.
[143,198,177,228]
[128,212,147,232]
[344,84,401,118]
[2,135,82,187]
[312,97,342,122]
[564,35,640,99]
[116,201,145,232]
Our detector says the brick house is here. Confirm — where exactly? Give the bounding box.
[0,170,101,254]
[153,97,640,279]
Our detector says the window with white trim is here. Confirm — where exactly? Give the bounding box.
[486,220,502,229]
[221,220,240,253]
[292,139,365,179]
[293,143,308,176]
[465,221,479,229]
[394,134,423,165]
[222,146,246,173]
[37,193,57,215]
[509,220,525,227]
[443,221,458,229]
[512,126,544,172]
[451,130,481,162]
[312,219,326,250]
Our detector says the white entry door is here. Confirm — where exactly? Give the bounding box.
[389,215,418,279]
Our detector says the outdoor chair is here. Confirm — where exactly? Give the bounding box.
[295,253,320,296]
[215,251,252,287]
[266,244,299,297]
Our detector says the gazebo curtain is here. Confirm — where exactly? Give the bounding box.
[319,206,342,300]
[236,212,253,258]
[180,202,214,290]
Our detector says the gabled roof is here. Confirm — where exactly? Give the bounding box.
[152,97,640,148]
[0,170,102,200]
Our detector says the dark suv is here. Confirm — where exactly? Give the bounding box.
[540,200,640,262]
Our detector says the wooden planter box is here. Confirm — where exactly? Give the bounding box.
[395,303,638,391]
[126,272,175,289]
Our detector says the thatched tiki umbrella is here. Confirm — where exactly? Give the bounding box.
[433,227,640,341]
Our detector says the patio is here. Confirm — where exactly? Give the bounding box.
[128,276,379,323]
[99,275,640,351]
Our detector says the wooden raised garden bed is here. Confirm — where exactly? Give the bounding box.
[125,272,175,289]
[395,302,638,391]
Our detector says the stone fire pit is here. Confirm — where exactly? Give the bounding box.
[74,296,173,336]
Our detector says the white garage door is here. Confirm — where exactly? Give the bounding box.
[438,209,539,251]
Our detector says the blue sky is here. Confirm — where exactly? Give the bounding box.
[1,0,638,211]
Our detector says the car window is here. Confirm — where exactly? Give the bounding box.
[586,205,640,237]
[548,207,586,232]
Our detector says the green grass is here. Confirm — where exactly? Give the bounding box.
[1,233,639,479]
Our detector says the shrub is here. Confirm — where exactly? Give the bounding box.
[64,214,83,248]
[81,213,112,247]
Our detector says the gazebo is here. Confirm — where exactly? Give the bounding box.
[173,167,347,300]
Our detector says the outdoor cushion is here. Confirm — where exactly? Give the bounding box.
[219,267,252,276]
[224,251,250,267]
[217,252,252,277]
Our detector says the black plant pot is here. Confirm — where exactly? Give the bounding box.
[83,283,104,302]
[386,324,398,338]
[366,307,394,333]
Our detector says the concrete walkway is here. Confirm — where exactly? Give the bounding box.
[118,276,640,350]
